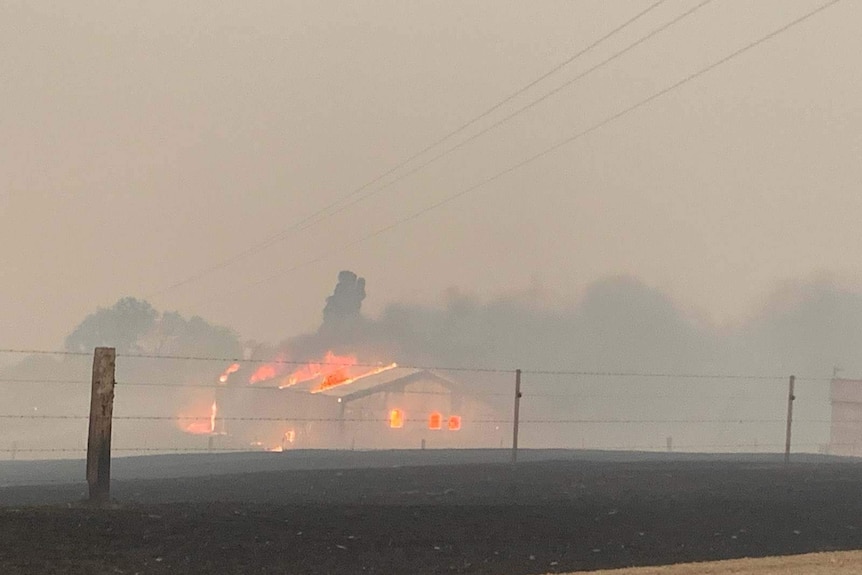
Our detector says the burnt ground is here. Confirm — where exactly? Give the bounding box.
[2,454,862,574]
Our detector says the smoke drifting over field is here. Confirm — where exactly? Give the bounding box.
[269,271,862,379]
[3,272,862,455]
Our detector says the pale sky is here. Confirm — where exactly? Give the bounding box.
[2,0,860,350]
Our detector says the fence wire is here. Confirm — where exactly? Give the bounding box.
[0,348,848,464]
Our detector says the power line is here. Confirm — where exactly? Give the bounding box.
[232,0,842,294]
[146,1,668,299]
[220,1,717,299]
[281,0,714,241]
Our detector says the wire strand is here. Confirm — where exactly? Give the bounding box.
[0,348,838,382]
[285,0,714,241]
[0,442,844,455]
[0,414,849,425]
[229,0,841,295]
[0,348,91,357]
[145,1,669,298]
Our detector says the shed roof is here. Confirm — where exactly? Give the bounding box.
[312,368,465,403]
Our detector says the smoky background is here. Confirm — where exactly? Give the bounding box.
[1,273,858,461]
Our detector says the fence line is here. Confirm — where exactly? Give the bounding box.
[0,347,849,482]
[1,442,850,456]
[0,347,834,381]
[0,413,853,425]
[0,349,91,357]
[0,378,795,400]
[0,378,91,385]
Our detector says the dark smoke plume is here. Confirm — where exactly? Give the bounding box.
[321,271,366,337]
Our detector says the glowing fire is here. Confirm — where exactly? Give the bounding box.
[448,415,462,431]
[178,399,219,435]
[389,409,404,429]
[250,363,279,384]
[253,351,397,394]
[219,363,240,383]
[266,429,296,453]
[249,353,295,384]
[278,351,356,389]
[210,400,217,432]
[428,412,442,430]
[309,362,398,393]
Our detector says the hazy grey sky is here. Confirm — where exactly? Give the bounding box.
[2,0,860,350]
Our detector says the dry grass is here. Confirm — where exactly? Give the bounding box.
[565,551,862,574]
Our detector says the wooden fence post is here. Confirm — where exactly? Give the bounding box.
[87,347,116,504]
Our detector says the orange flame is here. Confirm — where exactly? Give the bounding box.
[278,351,357,389]
[389,409,404,429]
[178,399,218,435]
[309,362,398,393]
[210,400,217,433]
[219,363,240,384]
[249,363,279,384]
[428,412,442,430]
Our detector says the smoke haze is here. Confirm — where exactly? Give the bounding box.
[5,9,862,574]
[4,271,861,456]
[2,1,860,352]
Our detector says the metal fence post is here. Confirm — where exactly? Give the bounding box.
[512,369,522,464]
[785,375,795,464]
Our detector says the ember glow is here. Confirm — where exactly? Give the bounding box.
[219,363,240,383]
[389,409,404,429]
[255,350,398,392]
[210,400,217,433]
[309,362,398,393]
[178,399,219,435]
[428,411,442,430]
[249,363,279,384]
[279,351,356,389]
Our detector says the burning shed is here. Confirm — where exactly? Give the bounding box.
[215,364,504,452]
[310,367,502,450]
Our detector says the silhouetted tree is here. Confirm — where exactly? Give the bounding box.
[64,297,157,354]
[64,297,241,359]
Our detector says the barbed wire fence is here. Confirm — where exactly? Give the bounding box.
[0,347,850,490]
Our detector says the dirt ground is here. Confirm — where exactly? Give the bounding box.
[565,551,862,574]
[2,457,862,574]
